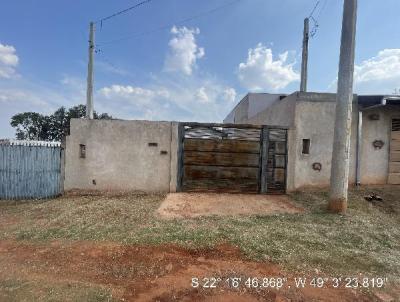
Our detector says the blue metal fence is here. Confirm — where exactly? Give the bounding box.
[0,142,63,199]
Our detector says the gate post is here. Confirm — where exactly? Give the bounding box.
[260,126,269,194]
[176,123,185,192]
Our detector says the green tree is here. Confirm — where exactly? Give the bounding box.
[10,105,112,142]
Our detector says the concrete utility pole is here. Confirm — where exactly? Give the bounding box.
[86,21,95,119]
[300,18,309,92]
[328,0,358,214]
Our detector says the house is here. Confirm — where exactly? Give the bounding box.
[224,91,400,191]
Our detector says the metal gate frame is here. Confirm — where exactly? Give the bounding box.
[177,122,288,194]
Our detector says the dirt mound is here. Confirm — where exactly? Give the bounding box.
[158,193,304,219]
[0,240,386,301]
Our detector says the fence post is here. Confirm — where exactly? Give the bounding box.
[176,123,185,192]
[260,126,269,194]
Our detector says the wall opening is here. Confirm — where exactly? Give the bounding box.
[79,144,86,158]
[302,139,310,155]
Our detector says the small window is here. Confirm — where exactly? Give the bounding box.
[79,144,86,158]
[302,139,310,155]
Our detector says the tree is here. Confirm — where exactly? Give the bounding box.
[10,105,112,142]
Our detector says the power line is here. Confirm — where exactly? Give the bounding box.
[96,0,155,25]
[308,0,320,18]
[97,0,243,46]
[307,0,328,38]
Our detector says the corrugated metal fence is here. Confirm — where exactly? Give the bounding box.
[0,141,63,199]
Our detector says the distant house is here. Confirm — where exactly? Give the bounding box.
[224,92,400,191]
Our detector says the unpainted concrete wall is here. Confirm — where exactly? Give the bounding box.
[292,98,358,189]
[223,93,284,124]
[360,106,399,184]
[64,119,179,192]
[228,91,398,191]
[247,93,297,127]
[248,94,284,120]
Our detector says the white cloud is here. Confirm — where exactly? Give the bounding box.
[238,43,299,91]
[164,26,204,75]
[0,89,47,106]
[99,85,169,105]
[329,49,400,94]
[0,43,19,79]
[195,87,210,104]
[221,87,237,103]
[96,78,237,122]
[354,49,400,94]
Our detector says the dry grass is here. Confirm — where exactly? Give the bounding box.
[1,186,399,281]
[0,279,115,302]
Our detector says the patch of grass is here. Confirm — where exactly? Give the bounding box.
[1,187,400,281]
[0,279,115,302]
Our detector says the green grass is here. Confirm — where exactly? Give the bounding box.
[0,279,115,302]
[1,187,399,280]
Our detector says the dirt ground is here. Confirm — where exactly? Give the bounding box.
[157,193,304,219]
[0,240,385,302]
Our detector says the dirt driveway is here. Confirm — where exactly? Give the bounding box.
[157,193,304,219]
[0,240,382,302]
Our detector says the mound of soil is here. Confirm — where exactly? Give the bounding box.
[157,193,304,219]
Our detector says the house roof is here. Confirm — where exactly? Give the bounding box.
[358,95,400,107]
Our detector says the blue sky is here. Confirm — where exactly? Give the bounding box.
[1,0,400,138]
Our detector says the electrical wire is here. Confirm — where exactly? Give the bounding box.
[97,0,243,46]
[307,0,328,38]
[96,0,155,25]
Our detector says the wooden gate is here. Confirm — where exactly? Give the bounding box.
[177,123,287,194]
[388,118,400,184]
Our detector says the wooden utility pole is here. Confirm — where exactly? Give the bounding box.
[328,0,358,214]
[86,21,95,119]
[300,18,309,92]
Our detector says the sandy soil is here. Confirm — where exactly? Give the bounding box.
[0,240,383,302]
[157,193,304,219]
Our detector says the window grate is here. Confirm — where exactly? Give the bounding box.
[392,119,400,132]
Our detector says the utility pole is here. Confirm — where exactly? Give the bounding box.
[86,21,95,119]
[328,0,358,214]
[300,18,309,92]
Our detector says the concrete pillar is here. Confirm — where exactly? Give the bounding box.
[328,0,358,213]
[300,18,309,92]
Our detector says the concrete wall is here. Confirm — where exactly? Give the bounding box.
[359,106,398,184]
[247,93,297,127]
[291,96,358,189]
[248,94,284,120]
[226,91,397,191]
[223,93,284,124]
[64,119,179,192]
[288,93,398,190]
[223,94,249,123]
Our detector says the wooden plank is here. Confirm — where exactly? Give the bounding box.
[390,140,400,151]
[389,162,400,173]
[260,127,269,194]
[176,123,185,192]
[390,151,400,162]
[391,132,400,141]
[184,165,258,180]
[184,138,260,154]
[182,179,258,193]
[274,168,286,183]
[388,173,400,185]
[184,151,260,167]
